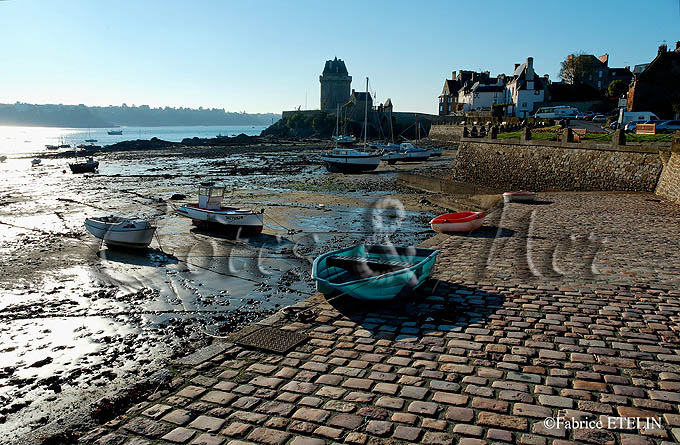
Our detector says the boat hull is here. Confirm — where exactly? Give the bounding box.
[85,218,156,248]
[430,212,485,233]
[321,157,381,173]
[312,244,439,301]
[503,191,537,203]
[177,205,264,232]
[401,151,431,162]
[69,161,99,173]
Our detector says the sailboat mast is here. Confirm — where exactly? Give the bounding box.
[335,104,339,148]
[363,77,369,148]
[416,113,420,142]
[389,108,394,144]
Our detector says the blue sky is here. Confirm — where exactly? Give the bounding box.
[1,0,678,114]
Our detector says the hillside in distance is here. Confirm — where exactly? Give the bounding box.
[0,102,280,128]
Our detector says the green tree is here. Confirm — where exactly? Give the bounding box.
[559,53,600,85]
[605,80,629,98]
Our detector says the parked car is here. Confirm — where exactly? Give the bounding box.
[655,120,680,133]
[624,120,654,132]
[592,114,606,122]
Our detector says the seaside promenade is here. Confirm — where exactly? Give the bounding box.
[79,192,680,445]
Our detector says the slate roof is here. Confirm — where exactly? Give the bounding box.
[472,83,505,93]
[322,57,348,75]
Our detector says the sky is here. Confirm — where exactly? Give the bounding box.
[1,0,679,115]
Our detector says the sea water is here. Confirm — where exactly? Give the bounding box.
[0,124,269,156]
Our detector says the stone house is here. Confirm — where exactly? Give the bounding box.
[438,70,491,115]
[505,57,546,117]
[627,42,680,119]
[458,80,506,112]
[566,53,632,91]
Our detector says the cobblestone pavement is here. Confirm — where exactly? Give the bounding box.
[79,193,680,445]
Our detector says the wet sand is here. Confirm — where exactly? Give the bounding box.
[0,143,463,444]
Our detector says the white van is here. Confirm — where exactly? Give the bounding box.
[618,110,660,126]
[535,106,579,119]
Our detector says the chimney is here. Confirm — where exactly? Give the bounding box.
[625,65,630,71]
[514,63,520,71]
[452,70,457,79]
[526,57,534,79]
[659,44,668,55]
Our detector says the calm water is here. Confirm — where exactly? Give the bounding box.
[0,125,269,156]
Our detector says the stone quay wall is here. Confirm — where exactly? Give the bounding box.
[449,138,665,192]
[655,135,680,204]
[428,124,465,144]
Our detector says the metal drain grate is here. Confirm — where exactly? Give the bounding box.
[236,327,308,353]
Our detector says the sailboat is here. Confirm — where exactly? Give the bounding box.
[331,106,356,145]
[321,77,382,173]
[382,114,431,163]
[69,144,99,173]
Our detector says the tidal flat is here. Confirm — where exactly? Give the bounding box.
[0,142,457,444]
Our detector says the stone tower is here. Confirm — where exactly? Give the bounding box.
[320,57,352,112]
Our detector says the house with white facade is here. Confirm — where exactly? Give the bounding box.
[505,57,546,117]
[458,79,506,112]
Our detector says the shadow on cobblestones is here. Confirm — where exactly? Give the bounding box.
[326,279,506,341]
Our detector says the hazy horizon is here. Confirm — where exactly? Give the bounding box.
[1,0,679,115]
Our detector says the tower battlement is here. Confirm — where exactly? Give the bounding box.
[320,57,352,112]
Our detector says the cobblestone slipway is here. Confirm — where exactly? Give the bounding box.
[80,193,680,445]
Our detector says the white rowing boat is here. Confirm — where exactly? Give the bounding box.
[85,216,156,248]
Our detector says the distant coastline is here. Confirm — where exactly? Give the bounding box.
[0,102,280,128]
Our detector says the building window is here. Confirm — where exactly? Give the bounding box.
[598,81,601,88]
[439,105,443,111]
[598,71,603,77]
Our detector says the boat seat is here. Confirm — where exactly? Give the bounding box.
[326,255,413,275]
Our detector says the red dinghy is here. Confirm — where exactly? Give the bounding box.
[429,212,485,233]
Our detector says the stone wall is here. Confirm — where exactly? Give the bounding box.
[449,139,664,192]
[655,135,680,204]
[428,125,465,145]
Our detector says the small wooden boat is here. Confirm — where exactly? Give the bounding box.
[0,155,7,162]
[85,216,156,248]
[503,191,537,203]
[429,212,485,233]
[312,244,439,301]
[69,157,99,173]
[177,185,264,233]
[31,158,41,166]
[45,144,59,150]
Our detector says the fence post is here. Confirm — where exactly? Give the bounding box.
[521,127,531,142]
[612,129,626,147]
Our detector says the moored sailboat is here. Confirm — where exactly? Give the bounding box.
[321,78,381,173]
